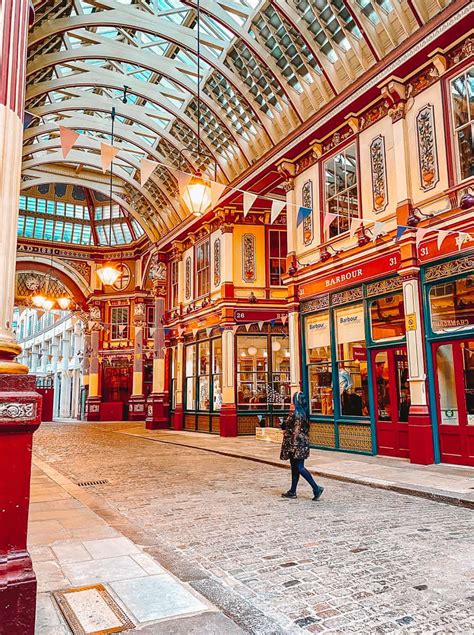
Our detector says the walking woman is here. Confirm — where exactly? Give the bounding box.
[280,392,324,500]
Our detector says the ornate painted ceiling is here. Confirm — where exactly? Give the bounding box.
[23,0,450,244]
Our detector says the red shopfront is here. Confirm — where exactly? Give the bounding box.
[299,251,412,458]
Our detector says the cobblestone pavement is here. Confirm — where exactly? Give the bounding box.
[33,422,474,634]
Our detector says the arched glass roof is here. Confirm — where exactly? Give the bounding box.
[24,0,447,241]
[18,184,144,246]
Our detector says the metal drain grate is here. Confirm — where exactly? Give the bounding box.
[77,479,109,487]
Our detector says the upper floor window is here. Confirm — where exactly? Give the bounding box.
[196,240,210,297]
[450,67,474,182]
[170,260,179,308]
[324,144,359,239]
[146,305,155,339]
[110,307,129,340]
[268,230,287,286]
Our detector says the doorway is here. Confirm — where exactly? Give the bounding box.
[372,347,410,458]
[432,339,474,466]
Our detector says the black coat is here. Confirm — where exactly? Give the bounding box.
[280,411,310,461]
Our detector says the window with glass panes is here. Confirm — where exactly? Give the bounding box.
[110,307,129,340]
[146,305,155,340]
[196,241,210,297]
[450,67,474,181]
[324,144,359,238]
[170,260,179,308]
[184,336,222,412]
[268,230,287,286]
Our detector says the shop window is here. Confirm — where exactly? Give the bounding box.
[436,344,459,425]
[196,240,210,297]
[212,338,222,411]
[335,304,370,417]
[102,367,131,403]
[305,313,333,416]
[110,307,129,340]
[450,67,474,181]
[462,341,474,425]
[370,293,405,341]
[324,144,359,239]
[170,346,178,410]
[237,333,290,410]
[185,344,196,410]
[268,230,287,286]
[170,260,179,308]
[198,341,210,410]
[429,275,474,333]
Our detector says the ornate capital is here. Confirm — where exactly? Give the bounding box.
[388,101,406,122]
[281,178,295,193]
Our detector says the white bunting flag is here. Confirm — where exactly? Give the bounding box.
[140,158,158,187]
[149,327,156,337]
[172,169,193,196]
[232,325,240,335]
[192,328,199,338]
[323,212,337,234]
[244,323,252,332]
[437,230,449,251]
[270,199,286,224]
[243,192,258,218]
[455,232,471,251]
[281,314,288,326]
[118,324,126,336]
[349,217,363,238]
[206,327,213,337]
[100,143,120,173]
[210,181,227,208]
[415,227,430,250]
[372,221,385,240]
[258,321,264,331]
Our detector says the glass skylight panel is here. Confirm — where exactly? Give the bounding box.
[132,219,144,236]
[205,72,258,137]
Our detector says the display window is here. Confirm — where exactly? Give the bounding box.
[184,335,222,413]
[449,66,474,182]
[170,346,178,410]
[335,303,370,417]
[236,329,290,411]
[305,312,332,415]
[428,275,474,334]
[370,293,406,341]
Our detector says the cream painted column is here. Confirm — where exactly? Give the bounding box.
[0,0,29,374]
[402,272,428,407]
[220,225,234,287]
[220,326,237,436]
[146,283,169,429]
[88,329,100,399]
[288,311,302,399]
[59,334,71,417]
[131,303,145,397]
[151,296,165,394]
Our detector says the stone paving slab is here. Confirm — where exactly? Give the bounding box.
[115,426,474,508]
[29,462,231,633]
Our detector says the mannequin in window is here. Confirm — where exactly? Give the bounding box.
[339,365,362,416]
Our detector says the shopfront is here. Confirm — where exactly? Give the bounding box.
[300,252,408,456]
[183,328,222,434]
[235,323,290,434]
[423,254,474,466]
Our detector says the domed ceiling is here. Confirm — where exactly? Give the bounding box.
[23,0,448,242]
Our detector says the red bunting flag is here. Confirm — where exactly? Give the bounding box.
[59,126,80,159]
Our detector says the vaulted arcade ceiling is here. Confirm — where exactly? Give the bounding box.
[23,0,449,243]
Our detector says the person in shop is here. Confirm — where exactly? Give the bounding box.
[279,391,324,501]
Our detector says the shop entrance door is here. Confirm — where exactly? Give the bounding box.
[432,340,474,466]
[372,347,410,458]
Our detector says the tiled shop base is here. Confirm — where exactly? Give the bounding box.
[53,585,134,634]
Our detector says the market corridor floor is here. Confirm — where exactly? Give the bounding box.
[32,422,474,634]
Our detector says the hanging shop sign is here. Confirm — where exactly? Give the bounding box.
[233,309,287,323]
[299,252,401,299]
[418,229,473,262]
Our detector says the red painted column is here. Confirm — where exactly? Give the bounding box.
[0,376,42,633]
[0,2,43,632]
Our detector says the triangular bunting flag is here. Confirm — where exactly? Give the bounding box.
[395,226,408,242]
[258,321,264,331]
[455,232,470,251]
[245,323,252,332]
[192,328,199,338]
[281,314,288,326]
[149,327,156,337]
[323,212,337,234]
[210,181,227,208]
[372,221,385,240]
[100,143,120,173]
[206,327,212,337]
[243,192,258,218]
[270,200,286,224]
[172,169,192,196]
[118,324,126,336]
[415,227,430,250]
[296,206,312,227]
[232,325,239,335]
[437,230,449,251]
[59,126,80,159]
[36,309,45,320]
[349,218,363,238]
[140,158,158,187]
